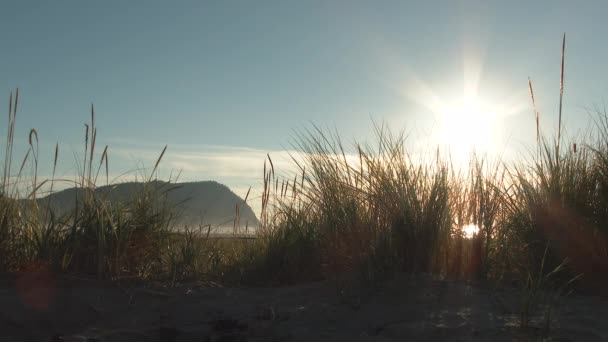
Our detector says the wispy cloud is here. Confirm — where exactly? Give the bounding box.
[105,140,300,178]
[98,140,306,214]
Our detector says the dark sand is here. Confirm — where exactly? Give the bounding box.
[1,272,606,341]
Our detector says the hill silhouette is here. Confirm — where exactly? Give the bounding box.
[37,181,260,230]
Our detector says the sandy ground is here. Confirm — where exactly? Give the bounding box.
[1,272,607,342]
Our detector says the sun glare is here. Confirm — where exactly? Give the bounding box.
[397,64,515,168]
[436,94,501,164]
[462,224,479,239]
[462,224,480,238]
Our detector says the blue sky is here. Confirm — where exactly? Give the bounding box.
[1,1,608,207]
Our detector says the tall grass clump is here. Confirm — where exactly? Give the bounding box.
[446,155,506,280]
[501,128,608,291]
[362,127,452,276]
[0,89,34,270]
[0,96,187,280]
[500,35,607,293]
[35,108,176,279]
[253,125,497,285]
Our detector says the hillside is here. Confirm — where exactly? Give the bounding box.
[37,181,260,230]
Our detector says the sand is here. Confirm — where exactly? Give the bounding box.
[1,272,607,342]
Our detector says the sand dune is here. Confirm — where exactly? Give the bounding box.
[1,272,606,341]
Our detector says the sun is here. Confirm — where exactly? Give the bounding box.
[393,57,525,168]
[462,223,480,238]
[435,94,501,165]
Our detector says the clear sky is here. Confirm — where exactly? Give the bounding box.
[1,1,608,208]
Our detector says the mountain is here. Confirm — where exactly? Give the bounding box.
[37,181,260,230]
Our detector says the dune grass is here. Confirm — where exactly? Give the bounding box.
[0,99,186,281]
[1,92,606,290]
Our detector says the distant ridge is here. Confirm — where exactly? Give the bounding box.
[37,180,260,229]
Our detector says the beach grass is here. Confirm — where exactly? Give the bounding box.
[0,92,605,292]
